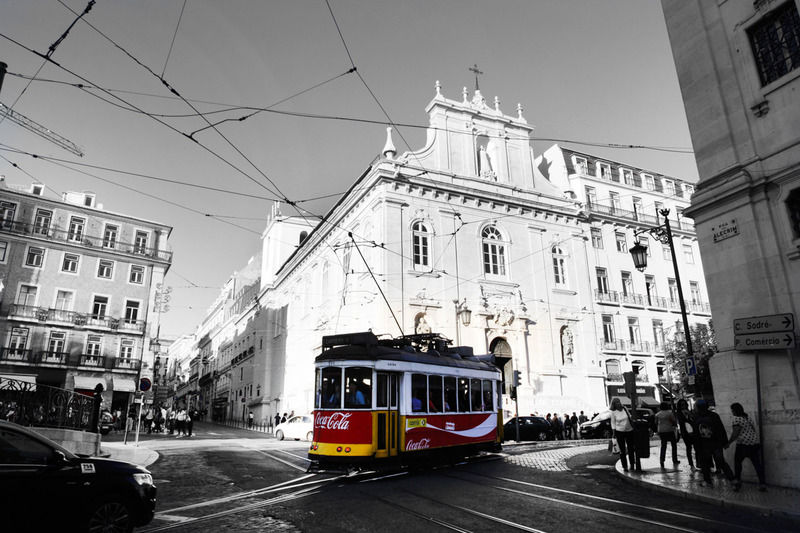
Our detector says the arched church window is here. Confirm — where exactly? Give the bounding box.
[552,246,567,286]
[412,221,432,271]
[481,225,507,277]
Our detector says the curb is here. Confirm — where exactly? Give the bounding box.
[614,462,800,521]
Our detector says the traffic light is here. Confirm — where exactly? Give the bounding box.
[510,386,517,400]
[512,370,521,387]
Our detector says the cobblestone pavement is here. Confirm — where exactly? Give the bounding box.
[503,442,608,471]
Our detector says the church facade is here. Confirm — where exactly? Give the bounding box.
[239,83,710,421]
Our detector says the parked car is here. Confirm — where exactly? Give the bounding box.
[579,408,656,439]
[0,420,156,532]
[502,416,553,442]
[275,414,314,441]
[99,410,115,435]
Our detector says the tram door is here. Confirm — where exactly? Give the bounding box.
[376,372,400,458]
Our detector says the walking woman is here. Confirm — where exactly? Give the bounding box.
[599,398,641,472]
[676,399,698,470]
[655,402,679,468]
[727,402,767,492]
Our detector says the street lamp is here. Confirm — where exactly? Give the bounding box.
[453,299,472,345]
[629,208,695,367]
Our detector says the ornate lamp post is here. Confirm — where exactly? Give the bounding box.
[629,208,695,371]
[453,299,472,345]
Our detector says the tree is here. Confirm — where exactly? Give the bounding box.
[664,320,717,401]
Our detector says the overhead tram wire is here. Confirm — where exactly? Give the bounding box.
[159,0,187,78]
[349,232,403,336]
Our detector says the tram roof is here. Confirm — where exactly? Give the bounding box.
[316,332,501,373]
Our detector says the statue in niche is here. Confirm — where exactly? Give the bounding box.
[478,145,496,180]
[561,326,574,365]
[415,313,432,334]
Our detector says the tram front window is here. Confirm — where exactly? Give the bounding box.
[321,367,342,409]
[344,367,372,408]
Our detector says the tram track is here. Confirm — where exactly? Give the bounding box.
[444,470,767,533]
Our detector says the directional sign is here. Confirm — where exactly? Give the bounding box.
[734,332,796,351]
[685,356,697,376]
[734,313,794,335]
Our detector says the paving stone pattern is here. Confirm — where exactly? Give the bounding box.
[504,443,608,471]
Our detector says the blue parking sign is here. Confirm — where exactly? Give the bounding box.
[685,357,697,376]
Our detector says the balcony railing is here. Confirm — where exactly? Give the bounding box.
[628,341,651,353]
[1,348,140,372]
[606,373,623,382]
[690,301,712,314]
[38,351,69,365]
[114,358,141,371]
[0,219,172,262]
[620,292,646,307]
[601,339,626,352]
[78,354,105,368]
[0,347,33,362]
[646,296,669,309]
[595,290,620,304]
[585,202,693,234]
[6,304,145,333]
[635,373,649,383]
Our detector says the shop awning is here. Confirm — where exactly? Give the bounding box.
[112,377,137,392]
[73,376,107,391]
[0,374,37,391]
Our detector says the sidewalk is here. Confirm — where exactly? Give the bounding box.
[615,440,800,519]
[99,440,160,468]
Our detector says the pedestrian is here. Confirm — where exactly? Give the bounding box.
[187,409,196,436]
[695,399,734,487]
[655,401,679,468]
[675,399,698,470]
[726,402,766,492]
[274,412,281,429]
[248,411,254,429]
[562,413,572,439]
[570,412,579,439]
[167,407,175,434]
[281,412,287,424]
[176,408,186,437]
[598,397,640,472]
[552,414,563,440]
[145,407,154,434]
[578,410,588,425]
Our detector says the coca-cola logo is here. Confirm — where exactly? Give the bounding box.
[406,438,431,451]
[315,412,352,431]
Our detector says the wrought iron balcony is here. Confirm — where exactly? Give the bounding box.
[635,373,649,383]
[113,358,141,371]
[628,341,651,353]
[601,339,626,352]
[585,202,661,226]
[0,219,172,261]
[0,347,33,362]
[620,292,646,307]
[595,289,620,304]
[646,296,669,309]
[606,372,624,382]
[38,351,69,365]
[6,304,145,333]
[690,301,712,314]
[78,354,105,367]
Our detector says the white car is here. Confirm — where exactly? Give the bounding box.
[275,414,314,441]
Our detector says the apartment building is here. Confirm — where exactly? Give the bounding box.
[0,181,172,413]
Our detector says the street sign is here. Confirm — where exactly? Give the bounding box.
[734,332,796,351]
[688,375,696,385]
[133,397,143,404]
[139,377,152,392]
[734,313,794,335]
[685,357,697,376]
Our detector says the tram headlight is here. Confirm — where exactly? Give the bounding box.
[336,446,342,452]
[345,447,351,453]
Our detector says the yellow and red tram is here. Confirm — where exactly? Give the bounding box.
[308,331,503,470]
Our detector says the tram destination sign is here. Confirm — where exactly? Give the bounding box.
[734,313,794,335]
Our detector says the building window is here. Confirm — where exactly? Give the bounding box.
[0,240,7,262]
[652,319,664,348]
[47,331,66,353]
[596,268,609,294]
[690,281,701,304]
[591,227,603,249]
[609,191,621,212]
[61,253,79,273]
[412,221,431,270]
[68,216,85,242]
[54,290,73,311]
[124,300,140,323]
[9,327,30,353]
[684,184,694,197]
[0,201,16,229]
[615,232,627,253]
[129,265,145,284]
[602,315,616,343]
[668,278,679,302]
[25,246,44,268]
[639,236,651,257]
[631,360,645,376]
[86,334,102,356]
[749,2,800,86]
[552,246,567,286]
[481,225,507,276]
[119,338,134,360]
[134,230,149,254]
[103,225,119,249]
[645,275,657,305]
[632,197,643,219]
[598,162,612,180]
[621,271,633,297]
[787,188,800,238]
[33,209,52,235]
[628,317,641,345]
[606,359,621,376]
[664,180,676,196]
[98,259,114,279]
[17,284,38,307]
[683,244,694,264]
[585,186,597,206]
[574,157,588,174]
[643,174,655,190]
[92,296,108,319]
[620,168,633,185]
[654,178,664,193]
[663,245,672,261]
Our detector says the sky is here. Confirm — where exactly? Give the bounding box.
[0,0,698,339]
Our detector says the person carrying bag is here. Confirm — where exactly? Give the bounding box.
[598,398,641,472]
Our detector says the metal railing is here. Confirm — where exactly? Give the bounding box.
[601,339,626,352]
[0,347,140,372]
[620,292,646,306]
[0,219,172,261]
[595,289,620,304]
[646,296,669,309]
[0,377,99,432]
[635,374,649,383]
[6,304,145,333]
[606,373,624,382]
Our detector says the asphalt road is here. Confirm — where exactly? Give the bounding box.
[125,423,798,533]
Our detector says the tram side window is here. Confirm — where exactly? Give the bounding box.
[411,374,427,412]
[457,378,470,412]
[314,368,321,408]
[376,374,388,408]
[482,380,493,412]
[496,381,502,409]
[321,367,342,409]
[470,378,482,411]
[444,377,457,413]
[428,375,443,412]
[344,367,372,408]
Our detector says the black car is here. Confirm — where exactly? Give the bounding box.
[579,408,656,439]
[0,420,156,532]
[503,416,553,441]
